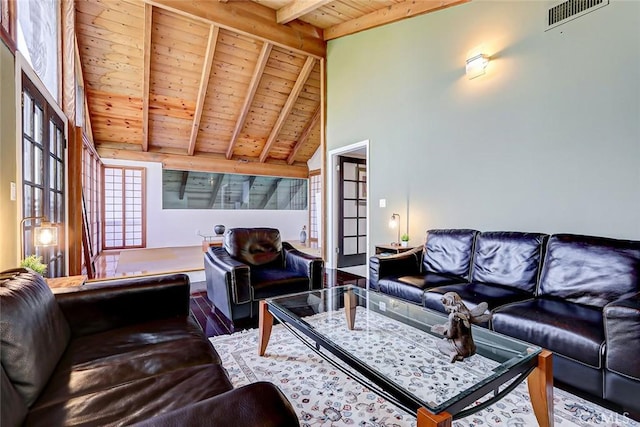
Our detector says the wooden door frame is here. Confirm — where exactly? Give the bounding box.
[326,140,369,274]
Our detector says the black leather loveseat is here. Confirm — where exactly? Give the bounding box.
[0,269,299,427]
[370,229,640,418]
[205,228,324,321]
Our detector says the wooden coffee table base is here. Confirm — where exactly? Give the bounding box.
[416,350,553,427]
[258,299,554,427]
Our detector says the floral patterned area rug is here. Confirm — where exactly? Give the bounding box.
[211,312,638,427]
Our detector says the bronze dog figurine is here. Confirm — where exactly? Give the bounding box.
[436,311,477,362]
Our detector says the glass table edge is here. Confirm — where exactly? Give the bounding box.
[264,285,543,414]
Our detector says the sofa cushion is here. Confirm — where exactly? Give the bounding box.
[423,283,532,317]
[0,270,71,407]
[33,318,221,402]
[471,232,547,293]
[538,234,640,308]
[25,364,233,427]
[492,298,605,369]
[423,229,478,280]
[251,268,310,299]
[377,273,466,304]
[1,364,27,427]
[224,228,283,266]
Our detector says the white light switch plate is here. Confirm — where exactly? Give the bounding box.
[379,198,386,208]
[10,182,16,201]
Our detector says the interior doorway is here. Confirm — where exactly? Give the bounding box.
[327,140,369,278]
[337,156,366,267]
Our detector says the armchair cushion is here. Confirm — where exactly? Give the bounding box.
[0,270,71,407]
[251,269,310,299]
[224,227,283,267]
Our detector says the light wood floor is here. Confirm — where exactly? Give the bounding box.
[93,241,323,280]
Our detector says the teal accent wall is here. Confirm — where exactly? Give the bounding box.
[327,0,640,249]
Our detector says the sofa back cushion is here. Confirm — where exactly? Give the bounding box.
[538,234,640,307]
[423,229,478,280]
[471,232,548,293]
[0,270,71,407]
[224,228,283,267]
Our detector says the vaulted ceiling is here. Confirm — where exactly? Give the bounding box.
[75,0,467,178]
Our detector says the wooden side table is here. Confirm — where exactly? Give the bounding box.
[375,244,415,255]
[46,275,87,293]
[202,237,223,252]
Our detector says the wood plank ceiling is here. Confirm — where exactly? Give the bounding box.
[75,0,467,178]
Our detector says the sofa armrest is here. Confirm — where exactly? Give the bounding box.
[56,273,190,337]
[369,247,423,290]
[283,242,324,290]
[205,247,251,304]
[604,291,640,380]
[131,382,299,427]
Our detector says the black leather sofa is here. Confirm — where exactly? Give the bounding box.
[370,229,640,418]
[0,269,299,427]
[205,228,324,321]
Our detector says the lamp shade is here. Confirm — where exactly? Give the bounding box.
[34,222,58,246]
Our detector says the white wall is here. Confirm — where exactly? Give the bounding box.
[102,159,308,248]
[327,0,640,248]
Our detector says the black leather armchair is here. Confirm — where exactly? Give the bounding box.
[205,228,324,321]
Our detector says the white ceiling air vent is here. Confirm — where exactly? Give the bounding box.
[546,0,609,30]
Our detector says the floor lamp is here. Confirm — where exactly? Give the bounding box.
[20,216,59,258]
[389,213,400,246]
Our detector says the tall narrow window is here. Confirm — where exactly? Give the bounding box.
[82,139,102,266]
[102,166,145,249]
[21,73,66,277]
[308,170,321,245]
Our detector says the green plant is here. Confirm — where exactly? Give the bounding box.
[400,233,409,242]
[20,255,47,275]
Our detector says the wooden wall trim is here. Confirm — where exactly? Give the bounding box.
[323,0,469,41]
[98,146,309,178]
[67,126,83,275]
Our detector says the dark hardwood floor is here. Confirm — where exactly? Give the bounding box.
[189,268,366,338]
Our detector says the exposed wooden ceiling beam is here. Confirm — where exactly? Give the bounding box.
[226,42,272,159]
[207,175,224,208]
[179,171,189,200]
[323,0,469,41]
[145,0,326,58]
[277,0,334,25]
[98,146,309,178]
[259,56,316,163]
[188,25,219,156]
[141,3,152,152]
[287,105,320,165]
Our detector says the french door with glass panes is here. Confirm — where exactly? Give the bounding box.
[102,166,145,249]
[21,74,66,277]
[338,156,367,267]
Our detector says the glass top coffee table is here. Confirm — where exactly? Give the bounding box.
[258,285,553,427]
